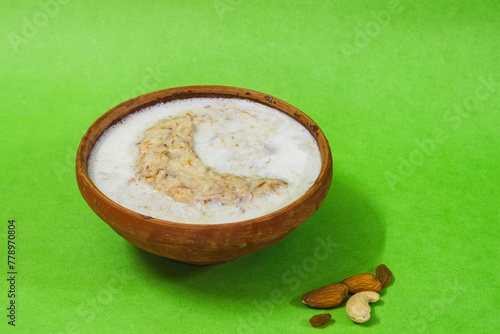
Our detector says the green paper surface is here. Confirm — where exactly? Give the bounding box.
[1,0,499,333]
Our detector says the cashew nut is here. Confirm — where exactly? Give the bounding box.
[346,291,380,323]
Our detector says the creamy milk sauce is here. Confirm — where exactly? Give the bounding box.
[88,98,321,224]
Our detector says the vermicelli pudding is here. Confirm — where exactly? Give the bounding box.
[87,98,321,224]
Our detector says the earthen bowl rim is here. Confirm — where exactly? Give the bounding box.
[76,85,332,231]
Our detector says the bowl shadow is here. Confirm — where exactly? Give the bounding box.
[128,173,385,304]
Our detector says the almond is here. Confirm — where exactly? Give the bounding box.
[376,264,393,288]
[309,313,332,327]
[302,283,349,308]
[341,273,382,294]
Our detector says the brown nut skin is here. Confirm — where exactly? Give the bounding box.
[376,264,393,288]
[341,273,382,294]
[302,283,349,308]
[309,313,332,327]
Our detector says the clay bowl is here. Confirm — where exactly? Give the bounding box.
[76,86,332,265]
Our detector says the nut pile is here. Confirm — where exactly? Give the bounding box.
[303,264,393,326]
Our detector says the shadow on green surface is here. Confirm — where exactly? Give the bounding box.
[133,247,211,279]
[130,173,385,304]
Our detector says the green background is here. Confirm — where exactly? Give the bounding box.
[1,0,499,333]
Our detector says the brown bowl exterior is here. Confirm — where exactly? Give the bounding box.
[76,86,332,265]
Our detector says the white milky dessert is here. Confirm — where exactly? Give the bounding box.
[88,98,321,224]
